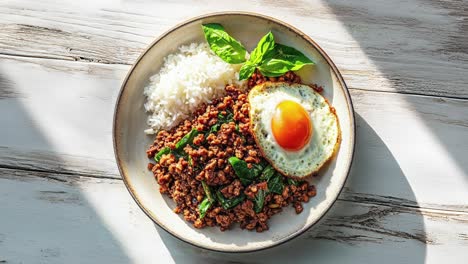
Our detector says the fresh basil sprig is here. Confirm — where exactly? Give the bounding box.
[259,164,284,194]
[175,129,199,150]
[198,180,216,219]
[202,23,314,80]
[228,157,255,185]
[258,44,314,77]
[239,62,256,81]
[154,129,198,163]
[267,172,284,194]
[239,31,275,80]
[154,147,170,163]
[253,189,266,213]
[198,197,212,219]
[287,177,299,186]
[249,31,275,64]
[202,23,247,64]
[201,181,216,203]
[216,190,246,210]
[205,110,234,137]
[228,157,266,186]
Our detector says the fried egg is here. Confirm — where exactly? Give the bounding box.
[249,82,340,178]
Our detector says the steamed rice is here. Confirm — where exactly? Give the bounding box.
[143,43,245,134]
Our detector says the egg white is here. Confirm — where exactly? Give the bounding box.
[249,82,340,178]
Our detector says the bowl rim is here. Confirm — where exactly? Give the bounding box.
[113,11,356,253]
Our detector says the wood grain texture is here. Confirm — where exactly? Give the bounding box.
[0,0,467,262]
[0,0,467,98]
[0,55,467,212]
[0,57,468,211]
[0,167,467,264]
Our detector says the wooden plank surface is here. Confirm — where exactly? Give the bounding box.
[0,0,467,263]
[0,0,467,98]
[1,168,467,264]
[0,55,467,211]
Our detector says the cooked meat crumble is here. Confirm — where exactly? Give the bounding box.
[147,71,317,232]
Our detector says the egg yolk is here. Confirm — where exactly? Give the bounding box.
[271,100,312,151]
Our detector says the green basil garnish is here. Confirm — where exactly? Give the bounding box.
[259,164,276,181]
[216,190,246,210]
[155,129,197,164]
[198,197,212,219]
[253,189,266,213]
[202,23,247,64]
[205,110,233,137]
[258,44,314,77]
[228,157,253,185]
[239,62,256,80]
[248,31,275,65]
[175,129,199,150]
[287,178,299,186]
[226,160,285,212]
[251,160,268,178]
[228,157,266,186]
[154,147,170,163]
[268,172,284,194]
[208,124,220,134]
[217,111,233,123]
[201,181,216,203]
[239,31,274,80]
[201,24,314,80]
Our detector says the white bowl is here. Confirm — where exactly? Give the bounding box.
[113,12,355,252]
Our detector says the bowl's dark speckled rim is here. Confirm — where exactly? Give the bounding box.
[113,11,356,253]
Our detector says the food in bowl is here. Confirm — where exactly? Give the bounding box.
[143,42,243,134]
[144,23,340,232]
[249,82,340,178]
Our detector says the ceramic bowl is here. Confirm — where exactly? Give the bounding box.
[113,12,355,252]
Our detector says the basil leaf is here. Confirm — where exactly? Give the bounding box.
[198,197,212,219]
[228,157,253,185]
[206,111,233,137]
[216,190,246,210]
[258,164,285,193]
[259,43,314,77]
[157,129,198,163]
[217,110,233,123]
[202,23,247,64]
[268,172,284,194]
[253,189,266,213]
[258,59,296,77]
[238,32,275,80]
[239,62,256,80]
[251,160,268,178]
[260,164,276,181]
[249,31,275,65]
[175,129,199,150]
[202,181,216,203]
[205,124,220,136]
[154,147,170,163]
[274,44,314,68]
[172,149,187,161]
[228,157,267,185]
[287,178,299,186]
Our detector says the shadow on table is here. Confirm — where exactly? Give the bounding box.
[156,113,427,264]
[319,0,468,181]
[0,72,131,263]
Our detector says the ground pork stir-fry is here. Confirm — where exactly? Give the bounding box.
[147,71,318,232]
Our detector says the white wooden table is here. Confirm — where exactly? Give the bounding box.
[1,0,467,263]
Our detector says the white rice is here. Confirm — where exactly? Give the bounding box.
[143,43,245,134]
